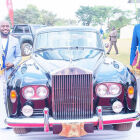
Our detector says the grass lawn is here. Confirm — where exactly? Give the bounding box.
[104,39,132,68]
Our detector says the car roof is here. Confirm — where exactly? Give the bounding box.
[36,26,99,34]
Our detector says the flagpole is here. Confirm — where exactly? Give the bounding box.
[6,0,14,27]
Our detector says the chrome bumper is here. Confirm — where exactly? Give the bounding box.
[6,112,139,128]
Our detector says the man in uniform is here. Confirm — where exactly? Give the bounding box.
[107,27,118,55]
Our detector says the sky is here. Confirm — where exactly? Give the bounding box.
[0,0,138,21]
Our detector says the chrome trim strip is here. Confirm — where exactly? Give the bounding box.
[51,66,93,76]
[96,106,103,130]
[6,112,139,126]
[44,108,49,132]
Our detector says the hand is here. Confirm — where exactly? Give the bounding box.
[130,66,135,74]
[6,62,14,70]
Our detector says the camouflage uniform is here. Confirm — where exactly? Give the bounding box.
[107,29,118,54]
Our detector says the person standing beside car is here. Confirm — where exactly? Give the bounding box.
[99,27,104,39]
[130,24,140,127]
[107,27,118,55]
[0,20,21,128]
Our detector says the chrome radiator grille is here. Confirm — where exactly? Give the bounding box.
[52,74,93,119]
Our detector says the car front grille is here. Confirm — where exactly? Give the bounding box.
[102,106,114,115]
[52,74,93,120]
[32,109,44,116]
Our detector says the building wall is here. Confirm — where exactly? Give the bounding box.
[120,25,134,39]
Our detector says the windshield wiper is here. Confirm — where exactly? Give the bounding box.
[34,48,55,53]
[34,46,104,53]
[68,46,84,50]
[35,47,70,53]
[67,46,104,51]
[83,47,104,51]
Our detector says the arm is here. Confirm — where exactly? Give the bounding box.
[130,25,138,65]
[6,39,21,70]
[13,39,21,66]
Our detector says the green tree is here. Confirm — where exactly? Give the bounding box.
[7,4,77,26]
[76,6,132,31]
[13,5,41,24]
[110,16,131,30]
[76,6,94,26]
[55,18,77,26]
[109,16,131,37]
[76,6,123,26]
[136,8,140,23]
[40,10,57,26]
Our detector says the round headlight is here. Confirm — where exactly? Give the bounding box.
[109,84,121,96]
[23,87,35,100]
[22,105,33,117]
[96,84,108,97]
[36,86,49,99]
[112,101,123,113]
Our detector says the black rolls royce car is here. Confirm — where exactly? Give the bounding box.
[6,26,139,137]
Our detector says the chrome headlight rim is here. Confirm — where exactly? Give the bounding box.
[96,83,122,98]
[22,105,33,117]
[22,85,49,100]
[96,84,108,97]
[36,86,49,99]
[22,86,35,100]
[109,84,121,96]
[112,100,123,113]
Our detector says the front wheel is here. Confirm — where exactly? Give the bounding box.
[21,43,32,56]
[113,123,133,131]
[13,128,31,134]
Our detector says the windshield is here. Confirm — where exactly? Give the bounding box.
[34,30,104,61]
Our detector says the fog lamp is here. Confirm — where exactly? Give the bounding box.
[112,101,123,113]
[22,105,33,117]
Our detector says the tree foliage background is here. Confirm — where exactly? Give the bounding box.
[76,6,133,32]
[6,4,136,36]
[7,5,77,26]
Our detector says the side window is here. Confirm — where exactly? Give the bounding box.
[13,25,30,33]
[25,27,30,33]
[14,26,24,33]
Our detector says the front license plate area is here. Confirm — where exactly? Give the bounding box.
[59,123,87,137]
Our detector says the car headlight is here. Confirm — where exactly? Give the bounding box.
[36,86,49,99]
[109,84,121,96]
[96,84,108,97]
[96,83,122,98]
[23,87,35,100]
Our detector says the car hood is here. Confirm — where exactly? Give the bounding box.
[10,53,130,87]
[31,52,129,84]
[32,52,104,74]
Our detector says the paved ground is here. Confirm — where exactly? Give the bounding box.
[0,123,139,140]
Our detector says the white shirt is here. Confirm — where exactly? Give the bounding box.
[1,38,8,50]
